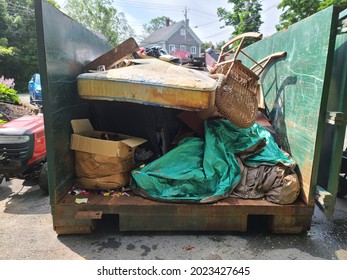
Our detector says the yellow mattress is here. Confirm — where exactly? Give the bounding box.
[77,59,217,110]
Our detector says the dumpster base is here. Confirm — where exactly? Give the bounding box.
[53,193,314,235]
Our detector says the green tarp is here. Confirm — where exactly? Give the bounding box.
[130,119,294,203]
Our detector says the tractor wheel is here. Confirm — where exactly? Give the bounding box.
[337,175,347,198]
[38,162,49,194]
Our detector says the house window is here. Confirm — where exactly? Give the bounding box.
[169,44,176,52]
[180,28,186,36]
[180,45,186,51]
[190,46,197,54]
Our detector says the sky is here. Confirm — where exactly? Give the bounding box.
[55,0,282,44]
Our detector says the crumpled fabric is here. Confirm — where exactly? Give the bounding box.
[232,164,300,204]
[130,119,298,204]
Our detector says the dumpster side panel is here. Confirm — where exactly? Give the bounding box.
[316,14,347,213]
[241,6,339,204]
[34,0,111,203]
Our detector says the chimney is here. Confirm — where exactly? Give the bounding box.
[166,18,170,27]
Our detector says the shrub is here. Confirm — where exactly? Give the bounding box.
[0,76,20,104]
[0,75,15,88]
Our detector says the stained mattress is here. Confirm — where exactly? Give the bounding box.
[77,59,218,110]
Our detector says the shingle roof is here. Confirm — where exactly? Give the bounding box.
[141,20,202,46]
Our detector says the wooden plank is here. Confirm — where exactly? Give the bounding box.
[83,37,139,72]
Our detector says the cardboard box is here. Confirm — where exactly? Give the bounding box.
[70,119,147,190]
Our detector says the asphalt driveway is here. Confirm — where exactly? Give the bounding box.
[0,177,346,260]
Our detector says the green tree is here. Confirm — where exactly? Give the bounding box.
[215,40,227,51]
[276,0,347,30]
[201,41,213,53]
[65,0,135,46]
[276,0,320,30]
[0,0,60,91]
[0,0,38,91]
[47,0,60,8]
[0,1,13,58]
[0,38,15,57]
[217,0,263,37]
[143,16,176,34]
[318,0,347,10]
[201,40,226,53]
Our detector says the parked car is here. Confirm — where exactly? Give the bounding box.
[28,73,42,107]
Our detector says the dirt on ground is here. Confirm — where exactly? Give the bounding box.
[0,102,39,122]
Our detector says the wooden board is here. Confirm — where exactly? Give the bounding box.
[83,37,139,72]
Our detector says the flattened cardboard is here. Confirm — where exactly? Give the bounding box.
[75,151,135,177]
[75,174,130,190]
[70,119,147,190]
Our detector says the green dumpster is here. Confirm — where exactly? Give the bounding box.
[34,0,346,234]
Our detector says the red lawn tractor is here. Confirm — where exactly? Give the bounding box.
[0,114,48,193]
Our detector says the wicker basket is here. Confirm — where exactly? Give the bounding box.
[214,60,259,128]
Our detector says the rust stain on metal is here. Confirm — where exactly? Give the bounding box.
[75,211,103,220]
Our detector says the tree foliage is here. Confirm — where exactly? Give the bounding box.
[0,0,38,91]
[0,0,60,92]
[64,0,135,46]
[318,0,347,10]
[47,0,60,8]
[0,83,20,104]
[277,0,347,30]
[217,0,263,37]
[0,38,15,58]
[276,0,320,30]
[0,0,11,58]
[201,41,213,53]
[0,75,19,105]
[143,16,176,35]
[215,40,227,51]
[201,40,226,52]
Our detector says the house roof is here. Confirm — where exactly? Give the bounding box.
[141,20,203,46]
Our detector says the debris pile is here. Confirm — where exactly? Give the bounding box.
[70,33,300,205]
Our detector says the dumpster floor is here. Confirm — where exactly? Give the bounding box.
[53,191,314,235]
